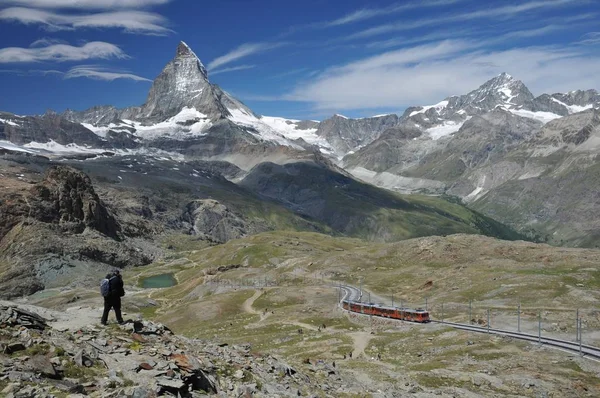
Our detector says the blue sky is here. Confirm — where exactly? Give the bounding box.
[0,0,598,120]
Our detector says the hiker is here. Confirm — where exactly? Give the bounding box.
[100,269,125,325]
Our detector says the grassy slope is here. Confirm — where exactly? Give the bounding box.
[240,161,526,243]
[28,231,600,396]
[110,231,600,396]
[128,231,600,336]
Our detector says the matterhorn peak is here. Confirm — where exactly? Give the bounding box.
[137,41,226,121]
[173,41,208,80]
[176,41,195,57]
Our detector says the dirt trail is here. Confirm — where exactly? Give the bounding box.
[243,290,262,315]
[2,300,103,332]
[349,332,373,359]
[242,289,272,323]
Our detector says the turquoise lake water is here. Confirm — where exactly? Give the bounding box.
[141,273,177,289]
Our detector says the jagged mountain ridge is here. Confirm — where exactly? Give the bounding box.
[1,43,598,162]
[1,41,599,248]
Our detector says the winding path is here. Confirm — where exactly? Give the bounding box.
[242,289,273,323]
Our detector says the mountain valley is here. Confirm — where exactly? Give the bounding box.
[1,41,600,397]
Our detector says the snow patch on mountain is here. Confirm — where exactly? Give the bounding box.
[0,140,34,153]
[426,118,469,140]
[508,109,562,124]
[260,116,332,151]
[228,108,333,152]
[125,107,212,140]
[228,108,299,147]
[0,118,20,127]
[550,97,594,114]
[499,87,516,104]
[24,140,108,154]
[81,122,134,138]
[409,100,449,117]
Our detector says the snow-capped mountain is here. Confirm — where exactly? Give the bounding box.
[57,42,324,155]
[2,42,598,163]
[400,74,600,142]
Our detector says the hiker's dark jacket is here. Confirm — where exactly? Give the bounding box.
[106,274,125,299]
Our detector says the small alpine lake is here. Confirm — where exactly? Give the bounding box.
[140,273,178,289]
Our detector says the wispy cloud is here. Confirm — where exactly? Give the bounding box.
[499,25,567,40]
[0,68,63,76]
[323,0,464,27]
[286,39,600,111]
[0,7,172,35]
[0,0,171,9]
[64,65,151,81]
[210,64,256,75]
[579,32,600,45]
[207,42,285,70]
[29,37,68,47]
[281,0,465,36]
[365,29,477,50]
[346,0,585,40]
[0,41,127,63]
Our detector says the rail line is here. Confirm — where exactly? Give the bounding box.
[336,284,600,361]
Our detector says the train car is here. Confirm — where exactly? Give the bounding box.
[341,299,430,323]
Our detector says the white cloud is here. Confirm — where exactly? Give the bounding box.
[0,7,172,34]
[0,41,127,63]
[324,0,464,27]
[0,0,170,9]
[286,40,600,111]
[579,32,600,45]
[281,0,464,36]
[64,65,150,81]
[207,42,285,70]
[0,68,63,76]
[499,25,567,39]
[29,37,68,47]
[210,64,256,76]
[346,0,584,40]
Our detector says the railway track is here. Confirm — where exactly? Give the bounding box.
[336,284,600,361]
[431,320,600,361]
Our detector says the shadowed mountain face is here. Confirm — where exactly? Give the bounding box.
[239,160,525,242]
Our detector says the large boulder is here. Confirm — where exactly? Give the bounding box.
[181,199,248,243]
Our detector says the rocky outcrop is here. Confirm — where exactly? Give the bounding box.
[0,165,120,242]
[0,302,349,397]
[0,165,154,299]
[29,166,121,240]
[182,199,250,243]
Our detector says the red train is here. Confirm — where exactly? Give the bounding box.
[342,300,430,323]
